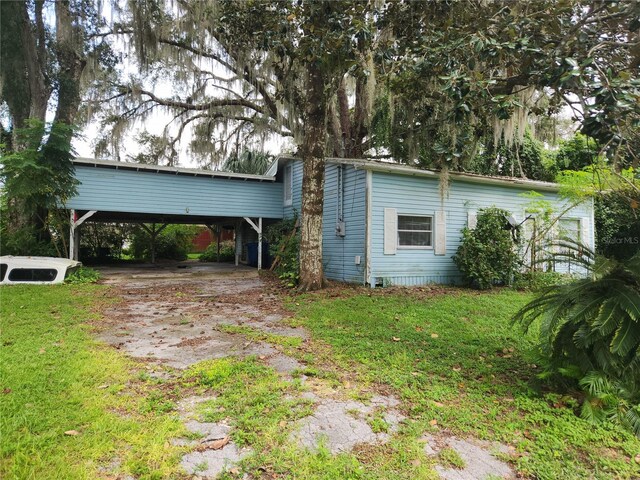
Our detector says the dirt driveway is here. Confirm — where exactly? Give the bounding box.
[97,262,305,372]
[94,262,515,480]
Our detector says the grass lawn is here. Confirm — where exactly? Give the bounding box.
[0,285,185,479]
[289,288,640,479]
[1,283,638,479]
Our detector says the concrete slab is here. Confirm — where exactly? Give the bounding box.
[291,392,404,454]
[421,434,516,480]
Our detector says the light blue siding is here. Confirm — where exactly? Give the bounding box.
[322,164,366,283]
[369,171,593,286]
[69,166,284,219]
[282,159,367,284]
[284,161,304,219]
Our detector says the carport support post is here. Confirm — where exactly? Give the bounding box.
[243,217,263,271]
[69,210,97,260]
[258,217,263,271]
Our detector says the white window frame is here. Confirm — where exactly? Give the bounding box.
[397,214,433,249]
[283,164,293,206]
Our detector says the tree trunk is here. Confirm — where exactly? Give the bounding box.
[298,63,327,291]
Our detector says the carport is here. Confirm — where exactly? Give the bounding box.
[67,158,284,269]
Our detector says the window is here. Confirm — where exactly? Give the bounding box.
[398,215,433,247]
[558,218,581,242]
[284,164,292,206]
[0,264,7,282]
[8,268,58,282]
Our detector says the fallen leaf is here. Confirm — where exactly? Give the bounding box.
[39,348,45,354]
[196,436,230,451]
[415,326,423,332]
[279,420,287,427]
[433,401,444,407]
[635,453,640,463]
[411,372,419,376]
[410,459,421,467]
[64,430,80,436]
[429,419,438,426]
[392,336,401,342]
[503,354,512,359]
[452,366,461,372]
[430,333,439,339]
[3,388,12,394]
[259,355,267,360]
[97,384,109,389]
[229,467,240,475]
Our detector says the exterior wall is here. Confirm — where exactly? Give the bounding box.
[369,171,593,286]
[69,166,284,219]
[283,160,304,219]
[322,164,367,283]
[282,160,367,284]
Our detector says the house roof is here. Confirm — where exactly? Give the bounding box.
[72,157,276,182]
[271,155,561,192]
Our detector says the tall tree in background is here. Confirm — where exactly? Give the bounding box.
[374,1,640,173]
[0,0,112,252]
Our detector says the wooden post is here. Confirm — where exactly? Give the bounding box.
[217,227,221,262]
[257,217,263,271]
[235,220,241,266]
[69,210,97,260]
[69,210,76,259]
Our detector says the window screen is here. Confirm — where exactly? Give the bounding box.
[8,268,58,282]
[398,215,433,247]
[559,219,581,241]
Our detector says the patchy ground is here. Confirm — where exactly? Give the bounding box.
[93,262,517,479]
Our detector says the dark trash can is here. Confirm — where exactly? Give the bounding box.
[246,241,270,268]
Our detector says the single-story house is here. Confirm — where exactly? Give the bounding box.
[265,156,594,286]
[68,156,594,286]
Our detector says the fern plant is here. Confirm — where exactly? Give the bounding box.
[513,242,640,436]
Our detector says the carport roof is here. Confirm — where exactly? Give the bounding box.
[73,157,276,182]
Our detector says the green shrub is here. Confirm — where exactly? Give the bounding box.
[265,217,299,287]
[453,207,521,289]
[65,266,101,284]
[199,240,235,262]
[513,270,574,290]
[129,224,196,261]
[513,246,640,436]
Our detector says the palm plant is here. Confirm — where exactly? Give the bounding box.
[513,241,640,436]
[222,150,273,175]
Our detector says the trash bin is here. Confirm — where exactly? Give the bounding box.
[246,242,270,268]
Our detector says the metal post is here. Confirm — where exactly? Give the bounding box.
[73,228,80,261]
[217,226,221,263]
[69,210,76,259]
[235,220,241,266]
[257,217,263,271]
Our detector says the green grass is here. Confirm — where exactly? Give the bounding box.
[292,289,640,479]
[3,283,639,479]
[0,284,185,479]
[186,253,200,260]
[439,447,465,469]
[217,324,303,348]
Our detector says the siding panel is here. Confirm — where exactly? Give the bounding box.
[369,172,593,286]
[69,166,283,219]
[283,160,366,284]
